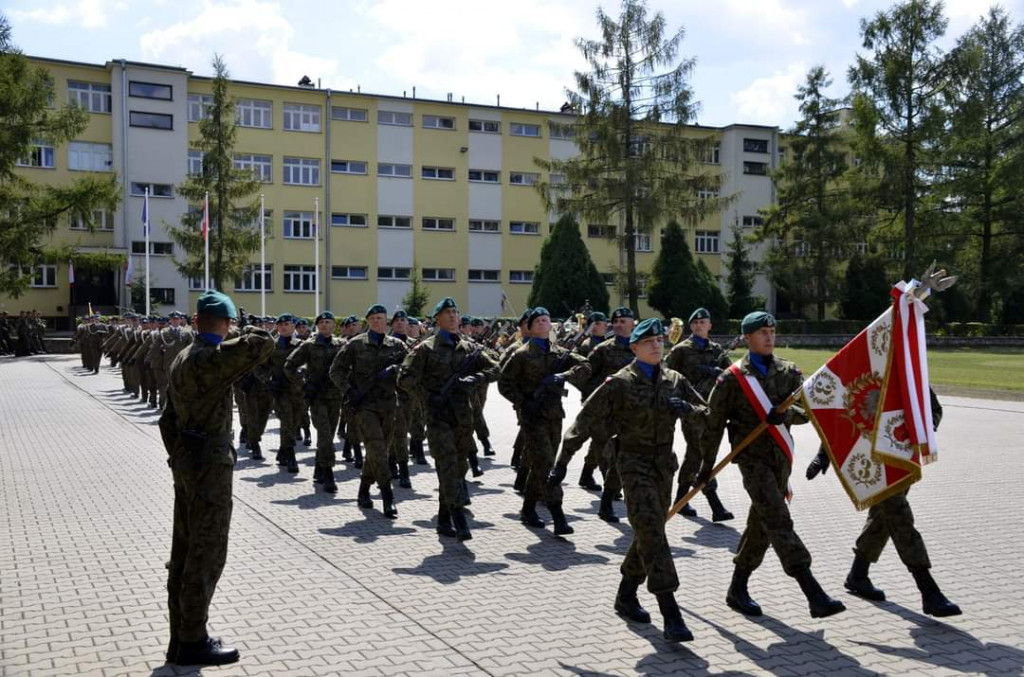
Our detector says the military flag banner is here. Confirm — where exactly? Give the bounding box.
[799,280,936,511]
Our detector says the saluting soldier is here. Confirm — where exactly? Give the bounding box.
[665,307,735,521]
[552,318,705,642]
[699,311,845,619]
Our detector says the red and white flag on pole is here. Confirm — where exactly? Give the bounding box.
[799,281,936,510]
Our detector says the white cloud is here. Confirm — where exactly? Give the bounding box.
[8,0,125,28]
[719,0,811,46]
[139,0,342,87]
[730,62,806,127]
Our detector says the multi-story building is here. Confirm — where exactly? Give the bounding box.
[7,55,785,327]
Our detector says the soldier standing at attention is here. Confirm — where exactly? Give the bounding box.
[699,311,845,619]
[552,318,705,642]
[330,304,408,518]
[498,307,591,535]
[666,307,735,521]
[398,297,499,541]
[158,290,274,666]
[285,311,344,493]
[293,318,313,446]
[149,311,194,408]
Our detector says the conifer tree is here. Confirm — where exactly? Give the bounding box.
[528,215,609,314]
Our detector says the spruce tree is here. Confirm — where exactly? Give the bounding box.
[840,255,891,320]
[528,214,609,315]
[401,264,431,316]
[648,220,726,320]
[725,225,761,318]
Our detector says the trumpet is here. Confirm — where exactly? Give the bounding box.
[668,317,685,345]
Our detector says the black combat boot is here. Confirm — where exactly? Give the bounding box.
[357,479,373,508]
[380,484,398,519]
[342,439,353,462]
[322,468,337,494]
[726,567,762,616]
[353,443,364,469]
[578,466,602,491]
[469,451,484,477]
[481,437,496,456]
[313,465,324,484]
[520,498,545,528]
[845,553,885,601]
[249,440,264,461]
[674,483,698,517]
[411,439,428,465]
[548,502,574,535]
[656,593,694,642]
[302,427,311,446]
[173,637,239,666]
[614,575,651,623]
[912,569,962,617]
[398,461,411,489]
[239,426,247,445]
[286,449,299,474]
[275,448,284,466]
[436,505,457,537]
[451,507,473,541]
[794,569,847,618]
[598,491,619,523]
[513,465,529,494]
[704,488,734,522]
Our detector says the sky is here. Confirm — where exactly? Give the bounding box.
[3,0,1022,130]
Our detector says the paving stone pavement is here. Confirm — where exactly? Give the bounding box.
[1,354,1023,677]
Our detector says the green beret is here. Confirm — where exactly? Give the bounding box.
[741,311,775,334]
[518,308,533,325]
[611,306,634,320]
[527,307,549,328]
[391,309,408,322]
[432,297,458,317]
[315,311,336,323]
[630,317,665,344]
[366,303,387,318]
[197,291,237,319]
[342,314,359,326]
[408,317,420,326]
[276,313,294,324]
[471,317,485,327]
[295,317,309,327]
[587,311,608,326]
[688,307,711,324]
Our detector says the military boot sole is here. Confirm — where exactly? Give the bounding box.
[726,592,763,616]
[844,577,886,602]
[553,522,575,536]
[924,600,962,617]
[663,624,694,642]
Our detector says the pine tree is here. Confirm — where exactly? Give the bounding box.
[648,220,726,320]
[401,264,431,317]
[528,214,609,315]
[725,225,761,318]
[168,55,261,291]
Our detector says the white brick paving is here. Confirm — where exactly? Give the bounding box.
[1,354,1023,676]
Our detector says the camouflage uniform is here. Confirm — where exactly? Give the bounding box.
[266,335,303,467]
[285,334,344,477]
[158,326,274,645]
[148,325,194,407]
[582,336,636,495]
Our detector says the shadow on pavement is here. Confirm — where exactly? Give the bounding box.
[319,515,417,543]
[679,517,741,551]
[616,615,717,675]
[271,492,353,511]
[238,470,308,489]
[505,537,610,571]
[393,540,509,583]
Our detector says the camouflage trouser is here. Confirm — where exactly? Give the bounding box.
[310,398,341,469]
[167,455,234,643]
[354,407,395,487]
[524,416,563,503]
[245,388,273,444]
[408,398,425,444]
[618,449,680,594]
[342,404,361,445]
[299,402,310,431]
[273,391,301,453]
[472,387,490,442]
[426,418,472,509]
[232,384,247,430]
[676,421,718,492]
[598,435,622,495]
[855,488,931,571]
[153,371,169,408]
[734,454,812,575]
[391,400,411,465]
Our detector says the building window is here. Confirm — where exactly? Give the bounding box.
[240,209,274,238]
[587,224,616,238]
[235,264,273,291]
[422,114,455,130]
[131,241,174,255]
[549,122,575,140]
[697,189,719,201]
[743,138,769,154]
[701,143,721,164]
[130,182,174,198]
[793,240,809,258]
[188,93,213,121]
[331,213,367,227]
[27,264,57,288]
[468,269,499,282]
[510,221,540,235]
[854,241,868,255]
[187,149,204,176]
[70,208,113,231]
[151,288,176,305]
[601,273,616,286]
[236,98,273,129]
[468,119,500,134]
[468,219,500,233]
[17,141,55,168]
[378,215,412,229]
[331,266,368,280]
[421,166,455,180]
[330,160,367,175]
[283,104,321,132]
[468,169,500,183]
[422,217,455,231]
[283,157,320,185]
[509,171,539,186]
[283,211,315,239]
[695,231,719,254]
[742,215,764,228]
[129,81,172,100]
[634,232,653,252]
[743,161,768,176]
[422,267,455,282]
[378,110,413,126]
[378,163,412,178]
[283,264,318,291]
[68,80,111,113]
[509,270,533,284]
[377,267,411,280]
[67,141,112,171]
[234,153,272,182]
[188,277,204,291]
[510,123,541,137]
[331,106,367,122]
[129,111,173,130]
[636,273,649,298]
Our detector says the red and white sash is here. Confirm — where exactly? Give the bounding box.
[728,362,795,466]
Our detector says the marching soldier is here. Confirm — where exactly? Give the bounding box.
[265,314,303,473]
[398,297,499,541]
[81,314,109,373]
[699,311,845,619]
[551,318,705,642]
[666,307,735,521]
[294,318,313,446]
[574,311,608,359]
[338,314,364,467]
[405,317,429,466]
[387,310,416,485]
[468,317,497,460]
[504,308,533,482]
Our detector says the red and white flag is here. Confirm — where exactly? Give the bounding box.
[799,281,936,510]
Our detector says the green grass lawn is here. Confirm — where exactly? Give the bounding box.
[756,346,1024,394]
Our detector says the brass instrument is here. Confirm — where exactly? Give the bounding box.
[668,317,685,345]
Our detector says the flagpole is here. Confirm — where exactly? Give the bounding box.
[260,193,266,317]
[144,187,151,317]
[313,196,320,317]
[203,191,210,291]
